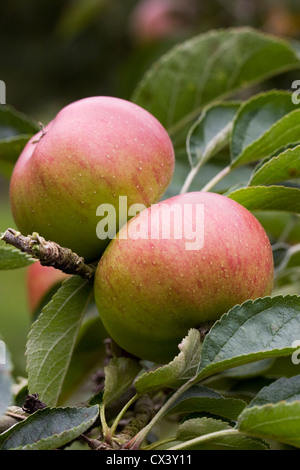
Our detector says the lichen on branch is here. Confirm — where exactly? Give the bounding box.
[1,228,96,280]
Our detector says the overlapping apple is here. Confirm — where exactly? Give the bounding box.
[10,96,274,363]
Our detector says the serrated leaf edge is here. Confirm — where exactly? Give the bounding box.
[227,185,300,212]
[26,277,92,405]
[135,329,201,394]
[1,405,99,450]
[231,89,296,166]
[249,143,300,186]
[238,400,300,445]
[176,416,270,449]
[197,294,300,378]
[133,27,300,137]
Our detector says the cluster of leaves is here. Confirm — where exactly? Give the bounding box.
[1,27,300,450]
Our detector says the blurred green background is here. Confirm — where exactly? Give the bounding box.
[1,0,300,377]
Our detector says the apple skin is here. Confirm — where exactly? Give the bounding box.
[94,191,274,363]
[27,261,69,314]
[10,96,175,262]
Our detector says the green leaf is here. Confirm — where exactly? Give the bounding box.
[26,276,93,407]
[177,417,228,441]
[0,105,39,140]
[0,406,99,450]
[0,105,39,177]
[263,355,300,380]
[234,109,300,171]
[133,28,300,142]
[231,91,297,167]
[166,384,246,421]
[248,375,300,407]
[221,358,275,379]
[59,310,108,406]
[0,135,32,163]
[187,102,240,166]
[238,402,300,448]
[227,186,300,214]
[89,391,103,407]
[135,329,201,395]
[0,244,35,270]
[197,296,300,380]
[179,102,240,194]
[249,145,300,186]
[102,357,142,406]
[175,417,269,450]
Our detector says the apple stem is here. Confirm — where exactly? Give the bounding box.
[115,394,154,448]
[275,243,300,277]
[168,428,242,450]
[0,228,96,280]
[180,120,233,194]
[109,393,139,437]
[180,164,200,194]
[201,164,232,192]
[100,404,112,444]
[141,436,177,451]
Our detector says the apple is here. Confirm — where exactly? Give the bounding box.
[27,261,69,314]
[129,0,197,43]
[10,96,175,261]
[94,191,274,363]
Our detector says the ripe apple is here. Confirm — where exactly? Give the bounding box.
[27,261,69,314]
[94,191,274,363]
[129,0,197,43]
[10,96,175,261]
